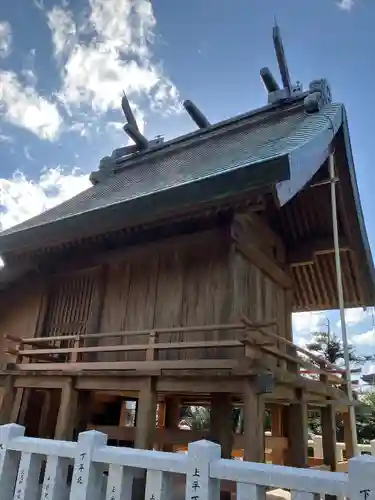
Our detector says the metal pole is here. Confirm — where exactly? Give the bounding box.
[326,317,331,344]
[328,153,358,455]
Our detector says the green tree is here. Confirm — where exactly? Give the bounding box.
[181,406,210,430]
[306,331,362,365]
[306,331,375,444]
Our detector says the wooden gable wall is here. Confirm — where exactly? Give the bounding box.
[0,213,293,364]
[98,228,234,362]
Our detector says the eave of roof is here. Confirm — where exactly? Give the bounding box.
[0,100,344,255]
[0,154,290,254]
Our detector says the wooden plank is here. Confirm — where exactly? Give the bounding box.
[162,396,180,452]
[18,339,243,356]
[54,378,78,440]
[243,378,265,462]
[21,323,247,344]
[10,389,23,422]
[242,315,344,375]
[52,227,229,275]
[235,242,292,289]
[342,411,355,458]
[321,404,337,471]
[209,393,233,458]
[286,390,308,468]
[288,236,350,267]
[15,358,241,372]
[0,376,15,424]
[154,245,185,362]
[76,377,144,391]
[269,404,284,465]
[13,376,67,389]
[134,377,157,449]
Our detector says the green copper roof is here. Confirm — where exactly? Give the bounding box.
[0,101,352,254]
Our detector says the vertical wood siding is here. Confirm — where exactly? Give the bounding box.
[1,222,292,365]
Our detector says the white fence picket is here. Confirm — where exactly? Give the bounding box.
[106,464,135,500]
[0,424,24,500]
[41,455,70,500]
[13,451,42,500]
[236,483,266,500]
[145,469,173,500]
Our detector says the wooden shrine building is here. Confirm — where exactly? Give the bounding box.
[0,26,373,470]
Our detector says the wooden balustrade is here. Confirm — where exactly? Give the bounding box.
[1,319,346,386]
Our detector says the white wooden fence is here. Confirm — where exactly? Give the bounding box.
[0,423,372,500]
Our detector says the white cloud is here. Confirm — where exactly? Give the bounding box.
[292,311,327,335]
[47,6,76,59]
[352,329,375,346]
[337,307,373,328]
[0,168,90,230]
[0,133,12,143]
[0,21,11,58]
[48,0,181,115]
[0,72,62,140]
[337,0,355,10]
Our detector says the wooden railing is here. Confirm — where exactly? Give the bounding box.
[1,318,346,385]
[0,423,370,500]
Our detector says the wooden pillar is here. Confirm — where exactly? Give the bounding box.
[243,379,265,462]
[54,378,78,440]
[342,410,355,459]
[74,391,94,440]
[38,391,52,437]
[321,404,337,471]
[269,403,284,465]
[10,388,24,423]
[286,390,308,468]
[162,396,180,452]
[210,393,233,459]
[135,377,157,450]
[0,376,15,424]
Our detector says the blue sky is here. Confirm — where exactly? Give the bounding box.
[0,0,375,373]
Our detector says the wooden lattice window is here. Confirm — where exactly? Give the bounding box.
[43,268,103,339]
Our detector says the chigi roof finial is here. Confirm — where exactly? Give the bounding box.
[272,19,292,96]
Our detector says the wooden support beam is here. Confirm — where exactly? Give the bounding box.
[54,378,78,440]
[38,391,52,437]
[209,393,233,459]
[342,411,355,459]
[288,236,350,267]
[243,379,265,462]
[134,377,157,450]
[0,376,15,424]
[162,396,180,452]
[269,404,284,465]
[231,213,291,289]
[10,389,24,423]
[321,404,337,471]
[74,391,94,438]
[285,390,308,468]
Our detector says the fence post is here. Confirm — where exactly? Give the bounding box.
[185,440,221,500]
[348,454,375,500]
[0,423,25,500]
[69,430,107,500]
[312,435,323,459]
[370,440,375,456]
